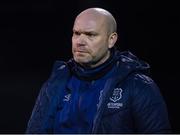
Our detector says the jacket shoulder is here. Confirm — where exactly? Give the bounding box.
[49,60,70,78]
[126,73,162,102]
[52,60,68,72]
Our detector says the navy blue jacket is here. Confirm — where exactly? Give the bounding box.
[26,50,171,133]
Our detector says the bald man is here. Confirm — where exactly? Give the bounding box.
[26,8,171,133]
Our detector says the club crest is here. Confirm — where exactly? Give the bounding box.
[110,88,123,102]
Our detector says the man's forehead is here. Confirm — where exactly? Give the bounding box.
[74,19,100,31]
[74,19,97,29]
[74,14,105,30]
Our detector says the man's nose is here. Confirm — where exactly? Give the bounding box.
[76,34,86,45]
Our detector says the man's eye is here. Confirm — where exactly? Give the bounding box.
[74,31,80,36]
[86,33,96,37]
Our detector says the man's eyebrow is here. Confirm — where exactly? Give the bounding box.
[84,31,98,35]
[73,29,97,34]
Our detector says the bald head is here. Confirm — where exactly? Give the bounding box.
[72,8,118,68]
[75,8,117,35]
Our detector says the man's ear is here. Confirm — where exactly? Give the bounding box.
[108,32,118,49]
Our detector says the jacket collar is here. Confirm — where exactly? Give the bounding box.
[68,49,117,81]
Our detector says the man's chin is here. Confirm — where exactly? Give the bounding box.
[75,59,88,64]
[74,58,90,64]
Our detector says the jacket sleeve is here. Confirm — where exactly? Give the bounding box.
[131,74,171,133]
[25,80,55,133]
[26,61,69,133]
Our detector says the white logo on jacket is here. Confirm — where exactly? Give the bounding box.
[110,88,123,102]
[63,94,71,102]
[108,88,123,109]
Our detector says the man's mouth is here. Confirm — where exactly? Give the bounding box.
[75,48,88,53]
[76,50,87,53]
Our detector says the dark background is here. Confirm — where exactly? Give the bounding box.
[0,0,179,133]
